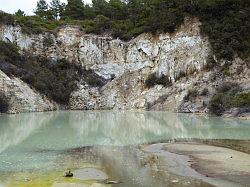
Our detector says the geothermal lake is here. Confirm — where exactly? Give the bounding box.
[0,111,249,187]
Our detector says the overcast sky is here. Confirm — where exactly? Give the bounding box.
[0,0,92,15]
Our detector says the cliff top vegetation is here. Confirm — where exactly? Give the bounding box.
[0,0,250,60]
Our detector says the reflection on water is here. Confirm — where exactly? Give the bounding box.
[0,111,249,186]
[0,111,249,151]
[0,112,54,153]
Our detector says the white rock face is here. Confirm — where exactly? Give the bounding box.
[0,17,214,112]
[0,70,56,113]
[0,17,210,81]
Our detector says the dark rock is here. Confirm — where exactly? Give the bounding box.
[223,107,250,117]
[64,170,73,177]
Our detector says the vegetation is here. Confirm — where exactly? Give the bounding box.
[0,92,9,113]
[0,0,249,60]
[184,89,199,101]
[0,41,105,104]
[208,82,250,116]
[145,73,172,88]
[0,40,21,63]
[200,88,209,96]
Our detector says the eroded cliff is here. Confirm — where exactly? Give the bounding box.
[0,17,249,115]
[0,70,56,113]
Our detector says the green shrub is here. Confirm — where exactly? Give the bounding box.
[216,82,240,93]
[43,35,54,47]
[82,19,95,33]
[0,12,15,25]
[209,92,225,116]
[0,92,8,113]
[92,15,111,34]
[204,54,217,70]
[184,89,199,101]
[232,92,250,108]
[0,41,106,105]
[20,58,105,104]
[208,82,249,116]
[0,41,21,63]
[2,0,250,61]
[145,73,172,88]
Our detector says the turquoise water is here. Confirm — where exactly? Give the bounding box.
[0,110,249,173]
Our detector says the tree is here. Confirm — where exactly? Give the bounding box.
[126,0,147,25]
[108,0,127,20]
[84,4,95,19]
[62,0,85,20]
[92,0,110,17]
[146,0,185,33]
[50,0,65,19]
[34,0,48,19]
[92,15,111,34]
[15,9,25,17]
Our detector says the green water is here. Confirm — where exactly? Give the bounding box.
[0,111,249,186]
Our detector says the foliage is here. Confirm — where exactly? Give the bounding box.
[145,73,172,88]
[50,0,66,19]
[208,82,249,116]
[61,0,85,20]
[0,92,8,113]
[0,11,15,25]
[92,15,111,34]
[0,0,250,60]
[34,0,50,19]
[0,40,21,63]
[43,35,54,47]
[15,9,25,17]
[0,41,105,105]
[15,16,63,34]
[232,92,250,108]
[193,0,250,60]
[184,89,199,101]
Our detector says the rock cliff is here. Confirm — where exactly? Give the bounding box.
[0,70,56,113]
[0,17,249,114]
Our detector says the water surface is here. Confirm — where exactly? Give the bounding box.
[0,111,249,186]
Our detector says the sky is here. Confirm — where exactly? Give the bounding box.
[0,0,92,15]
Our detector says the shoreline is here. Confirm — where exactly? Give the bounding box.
[1,109,250,120]
[142,142,250,187]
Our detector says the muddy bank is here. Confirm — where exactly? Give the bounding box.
[143,142,250,187]
[199,139,250,154]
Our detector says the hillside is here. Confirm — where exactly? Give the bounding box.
[0,0,249,116]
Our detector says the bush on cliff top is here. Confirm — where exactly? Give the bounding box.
[1,0,250,60]
[0,40,21,63]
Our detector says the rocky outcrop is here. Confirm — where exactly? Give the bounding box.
[0,70,56,113]
[223,107,250,118]
[0,17,210,81]
[0,17,249,114]
[70,57,249,112]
